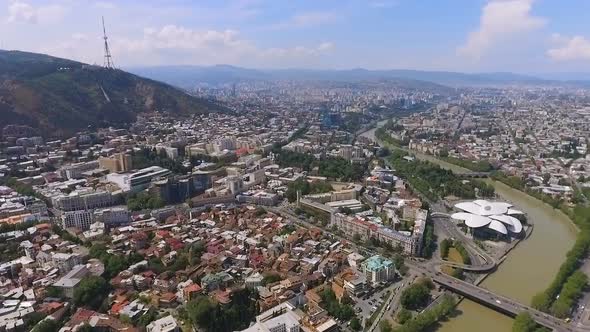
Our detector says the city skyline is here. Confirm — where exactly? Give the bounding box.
[2,0,590,73]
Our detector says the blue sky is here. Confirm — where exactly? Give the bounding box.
[1,0,590,73]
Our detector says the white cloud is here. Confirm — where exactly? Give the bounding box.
[7,1,36,23]
[270,11,338,29]
[547,34,590,61]
[458,0,546,59]
[6,0,67,24]
[42,24,334,66]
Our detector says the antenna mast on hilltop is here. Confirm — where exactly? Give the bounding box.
[102,16,115,69]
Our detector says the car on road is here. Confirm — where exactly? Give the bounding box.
[495,300,502,304]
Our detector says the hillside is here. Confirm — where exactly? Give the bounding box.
[0,50,224,137]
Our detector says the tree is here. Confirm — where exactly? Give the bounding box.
[127,191,166,211]
[353,233,362,243]
[73,276,108,310]
[350,317,361,331]
[512,312,538,332]
[31,319,61,332]
[138,309,158,327]
[45,286,63,298]
[186,289,257,332]
[380,319,393,332]
[396,308,412,324]
[76,325,94,332]
[440,239,451,259]
[119,314,132,325]
[401,283,431,310]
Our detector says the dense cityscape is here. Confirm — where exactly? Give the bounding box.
[1,75,589,332]
[2,1,590,332]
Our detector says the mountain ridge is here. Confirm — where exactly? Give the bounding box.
[128,65,589,88]
[0,50,225,137]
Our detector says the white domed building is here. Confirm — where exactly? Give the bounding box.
[451,200,525,239]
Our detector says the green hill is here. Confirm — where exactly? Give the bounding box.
[0,50,225,137]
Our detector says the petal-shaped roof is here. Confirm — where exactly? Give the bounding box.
[454,202,482,215]
[506,208,524,215]
[487,219,508,235]
[451,212,491,228]
[489,215,523,234]
[453,200,523,235]
[455,200,510,216]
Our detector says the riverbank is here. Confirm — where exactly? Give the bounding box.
[359,125,580,331]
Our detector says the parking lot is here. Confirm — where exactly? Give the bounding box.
[350,278,406,327]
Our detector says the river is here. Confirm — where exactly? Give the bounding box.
[359,121,579,331]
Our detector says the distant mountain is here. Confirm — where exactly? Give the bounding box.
[536,72,590,81]
[0,50,225,137]
[128,65,568,88]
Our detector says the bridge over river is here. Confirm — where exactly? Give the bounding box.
[422,267,581,332]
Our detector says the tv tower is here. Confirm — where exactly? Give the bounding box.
[102,16,115,69]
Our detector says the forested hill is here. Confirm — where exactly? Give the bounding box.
[0,50,225,137]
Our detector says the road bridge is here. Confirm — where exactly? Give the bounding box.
[431,272,576,332]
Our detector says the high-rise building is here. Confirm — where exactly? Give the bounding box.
[61,210,94,230]
[98,153,132,173]
[361,255,395,286]
[340,145,353,160]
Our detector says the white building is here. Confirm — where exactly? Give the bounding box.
[361,255,396,286]
[106,166,171,192]
[451,200,524,237]
[61,210,94,231]
[147,315,180,332]
[53,265,89,298]
[53,190,114,211]
[240,302,301,332]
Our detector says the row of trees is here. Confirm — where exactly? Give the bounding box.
[421,221,436,258]
[386,149,490,201]
[375,126,406,147]
[391,294,457,332]
[453,242,471,265]
[439,155,495,172]
[549,270,588,318]
[492,166,590,323]
[439,239,470,264]
[440,239,452,259]
[531,217,590,314]
[512,312,550,332]
[527,182,590,319]
[400,278,434,310]
[490,171,564,209]
[319,288,355,321]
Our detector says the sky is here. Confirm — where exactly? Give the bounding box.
[1,0,590,73]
